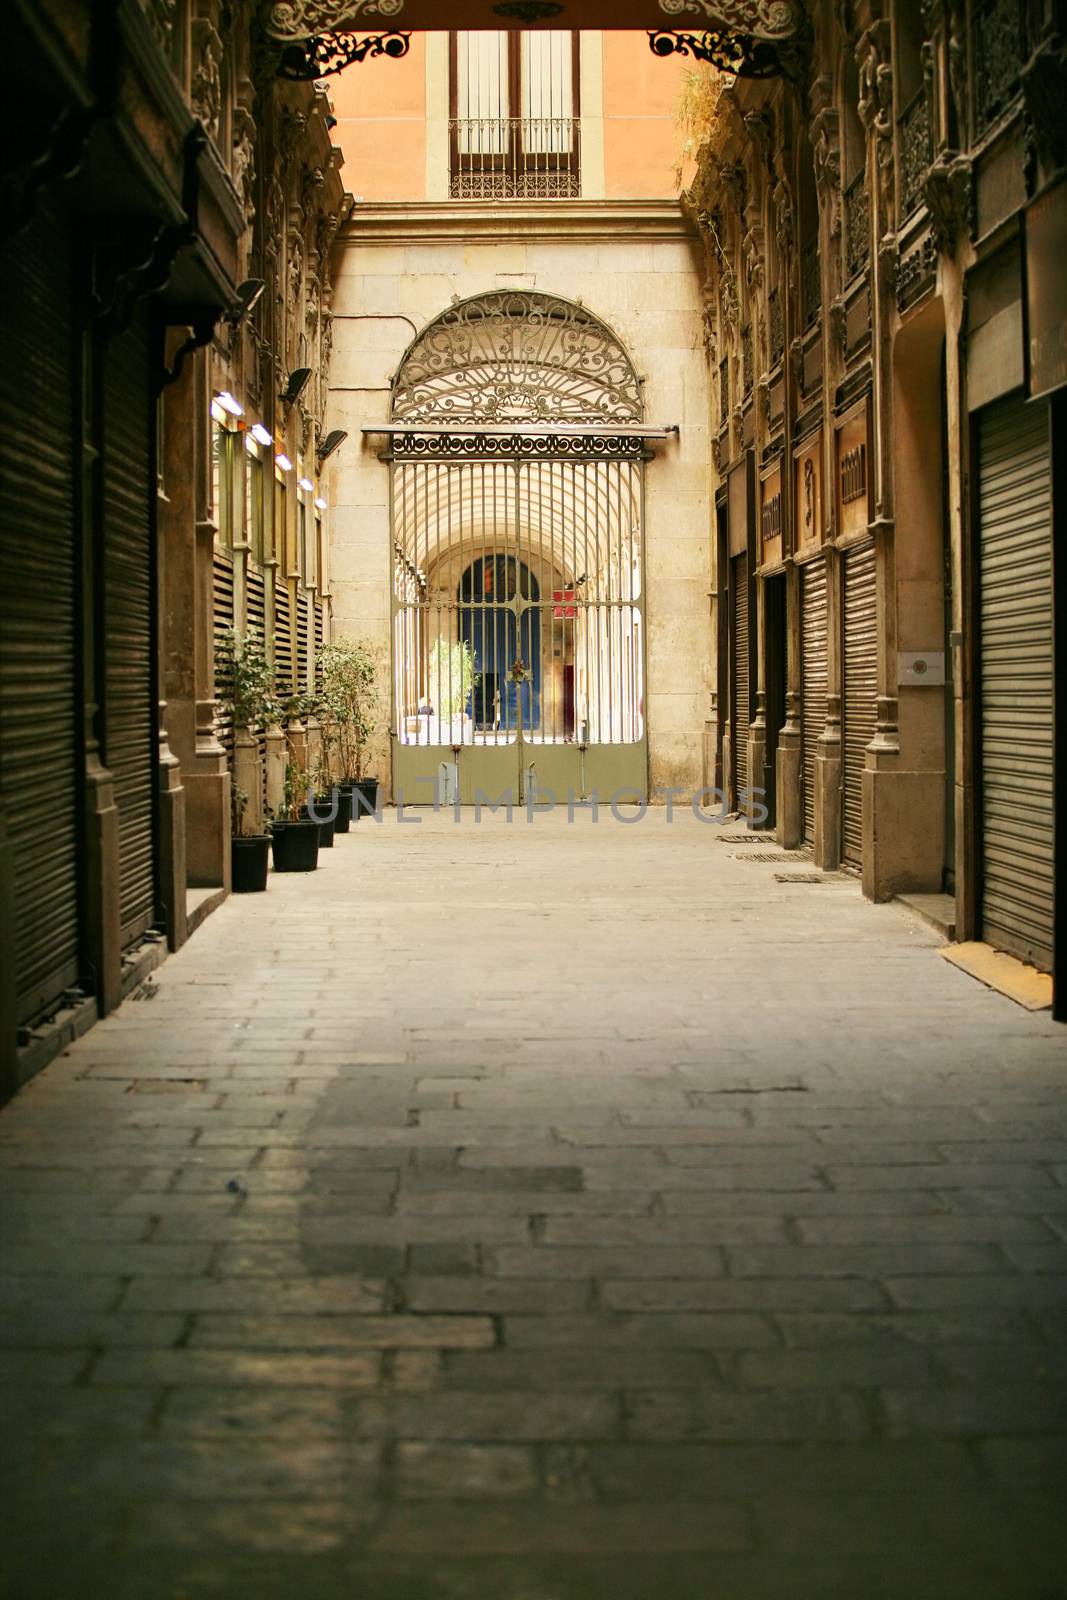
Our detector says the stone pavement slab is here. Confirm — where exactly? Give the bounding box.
[0,809,1065,1598]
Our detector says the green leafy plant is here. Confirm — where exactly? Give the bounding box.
[278,758,309,823]
[214,627,278,729]
[319,638,382,780]
[427,637,478,720]
[230,782,260,840]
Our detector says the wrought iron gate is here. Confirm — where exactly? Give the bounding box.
[376,291,667,805]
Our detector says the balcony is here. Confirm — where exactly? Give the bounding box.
[449,117,581,199]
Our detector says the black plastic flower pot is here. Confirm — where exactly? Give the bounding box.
[333,786,353,834]
[316,809,336,848]
[231,834,270,893]
[270,818,320,873]
[351,777,379,821]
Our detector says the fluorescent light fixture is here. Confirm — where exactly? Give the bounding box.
[298,476,314,493]
[215,390,244,417]
[250,423,272,447]
[275,452,293,472]
[314,497,328,511]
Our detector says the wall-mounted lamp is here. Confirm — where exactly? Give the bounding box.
[225,278,266,327]
[283,367,312,405]
[316,429,348,463]
[214,390,244,417]
[314,497,328,511]
[298,476,315,493]
[275,452,294,472]
[250,422,273,447]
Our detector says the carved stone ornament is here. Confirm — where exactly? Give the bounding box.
[742,224,765,291]
[878,231,899,292]
[810,108,841,237]
[279,110,309,165]
[922,153,973,257]
[711,434,723,474]
[828,295,847,358]
[743,108,773,164]
[232,106,256,226]
[773,176,794,257]
[857,21,894,226]
[191,19,223,139]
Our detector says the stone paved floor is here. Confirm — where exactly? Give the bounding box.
[2,809,1067,1599]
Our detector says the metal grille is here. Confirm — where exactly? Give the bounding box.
[978,396,1053,970]
[800,559,828,847]
[769,286,784,367]
[898,90,932,221]
[451,31,579,199]
[246,565,268,812]
[801,236,821,325]
[845,175,870,282]
[213,552,235,761]
[842,542,877,866]
[392,454,644,749]
[974,0,1026,137]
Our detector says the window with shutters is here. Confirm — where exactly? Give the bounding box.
[450,31,580,198]
[245,437,266,566]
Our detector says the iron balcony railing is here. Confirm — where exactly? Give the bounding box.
[845,174,870,282]
[898,90,932,222]
[449,117,581,199]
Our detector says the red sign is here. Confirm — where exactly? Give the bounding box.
[552,589,575,619]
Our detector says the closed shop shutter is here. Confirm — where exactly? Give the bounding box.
[842,542,877,866]
[213,551,235,761]
[296,592,310,697]
[275,582,293,703]
[0,198,80,1025]
[800,558,828,846]
[731,553,750,798]
[246,565,268,813]
[104,307,157,950]
[978,396,1053,969]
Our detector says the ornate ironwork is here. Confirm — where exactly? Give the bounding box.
[973,0,1026,136]
[493,1,564,17]
[449,118,580,200]
[845,175,870,281]
[391,432,647,461]
[392,292,644,426]
[718,356,729,421]
[898,90,932,221]
[266,0,404,39]
[648,29,783,78]
[801,236,820,325]
[741,323,754,397]
[768,286,784,367]
[656,0,803,35]
[276,29,409,79]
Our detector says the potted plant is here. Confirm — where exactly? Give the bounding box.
[230,784,270,893]
[319,638,382,820]
[308,754,337,849]
[427,636,479,745]
[214,626,274,892]
[271,758,320,872]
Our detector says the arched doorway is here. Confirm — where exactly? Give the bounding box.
[389,290,648,803]
[459,555,541,733]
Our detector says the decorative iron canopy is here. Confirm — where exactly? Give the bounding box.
[391,292,645,427]
[262,0,805,40]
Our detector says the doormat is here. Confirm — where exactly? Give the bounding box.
[717,833,763,842]
[939,941,1052,1011]
[774,871,826,883]
[732,850,813,863]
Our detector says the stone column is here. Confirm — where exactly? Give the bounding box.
[232,725,263,836]
[264,720,286,818]
[776,688,803,849]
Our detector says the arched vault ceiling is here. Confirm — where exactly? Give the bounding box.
[265,2,803,39]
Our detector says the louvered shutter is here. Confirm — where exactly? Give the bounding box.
[731,553,750,799]
[801,558,828,847]
[842,542,877,866]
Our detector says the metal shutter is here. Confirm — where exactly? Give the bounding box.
[296,592,310,696]
[213,551,235,761]
[275,582,293,702]
[731,553,749,797]
[246,565,268,813]
[801,558,828,846]
[842,542,877,866]
[103,307,156,951]
[978,396,1053,970]
[0,198,80,1025]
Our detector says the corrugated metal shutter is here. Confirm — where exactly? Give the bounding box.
[731,554,750,797]
[801,558,828,846]
[213,552,235,761]
[296,592,310,697]
[246,565,269,814]
[275,581,293,703]
[104,307,156,951]
[313,597,324,691]
[0,198,80,1025]
[978,396,1053,969]
[842,542,877,866]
